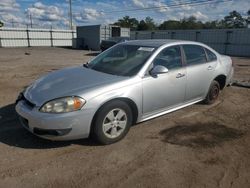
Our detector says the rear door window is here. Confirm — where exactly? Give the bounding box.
[183,45,207,65]
[205,48,217,62]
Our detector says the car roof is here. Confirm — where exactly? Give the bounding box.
[124,39,199,48]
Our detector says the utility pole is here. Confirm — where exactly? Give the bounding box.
[11,19,14,27]
[29,13,33,28]
[69,0,73,30]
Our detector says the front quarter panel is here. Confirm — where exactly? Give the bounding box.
[84,77,143,124]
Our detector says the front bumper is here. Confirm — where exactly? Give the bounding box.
[15,100,94,141]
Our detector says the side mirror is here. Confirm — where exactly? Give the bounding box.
[150,65,169,76]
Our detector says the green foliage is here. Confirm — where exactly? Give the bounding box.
[137,20,147,31]
[138,17,157,31]
[203,21,219,29]
[159,20,181,30]
[0,21,3,27]
[179,16,204,29]
[114,16,157,31]
[114,11,249,31]
[247,10,250,25]
[223,11,246,28]
[114,16,139,31]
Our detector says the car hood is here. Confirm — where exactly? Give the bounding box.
[24,66,126,106]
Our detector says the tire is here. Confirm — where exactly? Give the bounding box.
[204,80,220,104]
[92,100,133,145]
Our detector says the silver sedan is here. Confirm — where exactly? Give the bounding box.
[16,40,234,144]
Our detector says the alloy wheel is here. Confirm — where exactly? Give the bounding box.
[102,108,127,139]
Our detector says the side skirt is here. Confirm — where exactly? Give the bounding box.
[139,98,203,123]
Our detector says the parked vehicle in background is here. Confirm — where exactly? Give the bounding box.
[15,40,234,145]
[100,37,130,51]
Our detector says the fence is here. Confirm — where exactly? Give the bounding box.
[131,29,250,57]
[0,27,76,47]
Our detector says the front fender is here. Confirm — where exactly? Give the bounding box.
[85,81,143,124]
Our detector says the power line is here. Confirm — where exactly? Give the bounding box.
[100,0,232,14]
[73,0,223,16]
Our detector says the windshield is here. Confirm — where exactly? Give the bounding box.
[88,44,155,76]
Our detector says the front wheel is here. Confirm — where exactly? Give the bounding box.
[204,80,220,104]
[92,100,132,145]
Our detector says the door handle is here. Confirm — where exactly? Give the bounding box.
[176,73,185,78]
[207,66,214,70]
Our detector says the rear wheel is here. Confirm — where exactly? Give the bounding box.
[92,100,132,145]
[204,80,220,104]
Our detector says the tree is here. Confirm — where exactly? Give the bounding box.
[137,20,147,30]
[114,10,248,30]
[137,17,157,30]
[223,10,246,28]
[114,16,139,31]
[180,16,203,29]
[203,21,219,29]
[247,10,250,26]
[0,21,3,27]
[159,20,181,30]
[145,17,157,30]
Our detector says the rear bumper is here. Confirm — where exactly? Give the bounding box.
[15,100,94,141]
[226,67,234,86]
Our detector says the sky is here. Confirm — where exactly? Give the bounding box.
[0,0,249,29]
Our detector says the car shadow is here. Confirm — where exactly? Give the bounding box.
[0,103,98,149]
[159,122,244,148]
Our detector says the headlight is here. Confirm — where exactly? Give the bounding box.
[40,97,86,113]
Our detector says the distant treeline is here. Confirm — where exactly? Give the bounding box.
[114,10,250,30]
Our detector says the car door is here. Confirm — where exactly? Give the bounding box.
[182,45,218,102]
[142,45,187,116]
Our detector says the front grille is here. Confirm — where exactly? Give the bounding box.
[33,128,72,136]
[33,128,59,136]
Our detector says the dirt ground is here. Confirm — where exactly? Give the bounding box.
[0,47,249,188]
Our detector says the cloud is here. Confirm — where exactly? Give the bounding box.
[131,0,145,8]
[193,11,208,20]
[0,0,25,27]
[177,0,249,21]
[177,11,208,22]
[0,13,23,24]
[96,2,118,10]
[151,0,170,13]
[0,0,20,12]
[131,0,170,13]
[1,0,250,28]
[26,2,65,22]
[75,8,104,22]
